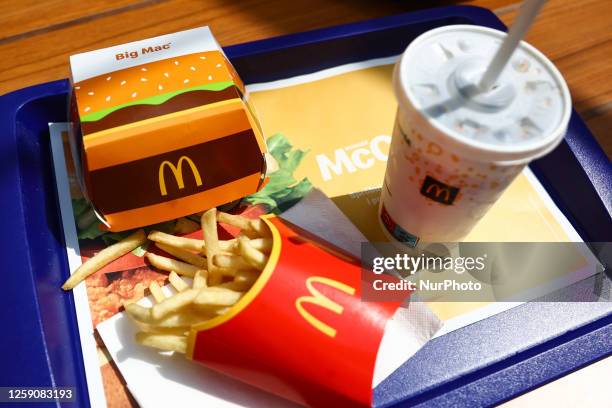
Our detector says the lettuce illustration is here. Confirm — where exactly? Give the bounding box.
[72,198,105,240]
[244,133,312,213]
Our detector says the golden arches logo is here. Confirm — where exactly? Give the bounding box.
[295,276,356,338]
[425,184,451,201]
[420,175,459,205]
[158,156,203,196]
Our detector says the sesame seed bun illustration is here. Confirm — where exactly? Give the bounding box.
[74,51,246,135]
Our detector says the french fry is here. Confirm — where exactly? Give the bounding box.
[218,212,270,238]
[148,230,237,254]
[234,269,260,286]
[135,332,187,353]
[214,307,231,315]
[192,269,207,289]
[238,236,269,270]
[148,230,203,252]
[124,303,153,323]
[217,211,252,230]
[249,219,270,237]
[219,240,237,252]
[174,217,200,234]
[168,271,189,292]
[218,280,253,292]
[213,254,253,270]
[125,303,208,328]
[227,238,272,254]
[151,289,198,320]
[220,269,260,291]
[250,237,273,253]
[194,287,243,307]
[155,242,207,269]
[202,208,223,286]
[217,267,238,278]
[149,281,165,303]
[218,240,237,252]
[146,252,200,278]
[135,323,190,336]
[62,229,146,290]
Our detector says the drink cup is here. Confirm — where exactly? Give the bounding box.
[380,25,571,245]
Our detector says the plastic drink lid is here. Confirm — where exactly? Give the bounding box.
[394,25,572,163]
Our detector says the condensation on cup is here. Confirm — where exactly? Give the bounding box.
[380,25,572,246]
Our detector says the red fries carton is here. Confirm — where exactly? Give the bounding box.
[185,215,426,407]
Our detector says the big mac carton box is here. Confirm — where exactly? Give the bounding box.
[68,27,267,231]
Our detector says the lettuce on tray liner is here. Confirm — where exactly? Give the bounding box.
[243,133,312,212]
[72,133,312,250]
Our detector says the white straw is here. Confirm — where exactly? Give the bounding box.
[478,0,547,91]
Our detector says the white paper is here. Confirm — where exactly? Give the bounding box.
[51,53,589,407]
[280,187,368,259]
[98,307,298,408]
[70,26,220,82]
[49,123,107,408]
[373,302,441,387]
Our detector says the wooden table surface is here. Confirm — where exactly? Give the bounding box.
[1,0,610,157]
[1,0,610,406]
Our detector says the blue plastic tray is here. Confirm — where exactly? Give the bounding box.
[1,6,610,407]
